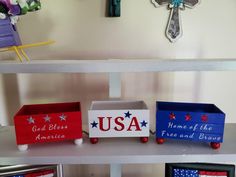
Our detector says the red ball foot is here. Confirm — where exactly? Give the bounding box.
[210,142,221,149]
[140,137,149,143]
[156,138,165,144]
[90,138,99,144]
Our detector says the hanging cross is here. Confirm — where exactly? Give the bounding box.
[152,0,199,42]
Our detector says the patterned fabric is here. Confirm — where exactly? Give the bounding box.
[173,168,227,177]
[8,170,54,177]
[173,168,198,177]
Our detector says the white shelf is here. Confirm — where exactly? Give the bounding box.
[0,124,236,165]
[1,59,236,73]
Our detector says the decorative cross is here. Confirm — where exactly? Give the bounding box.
[152,0,199,42]
[108,0,121,17]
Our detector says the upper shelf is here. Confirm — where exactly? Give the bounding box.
[1,59,236,73]
[0,124,236,165]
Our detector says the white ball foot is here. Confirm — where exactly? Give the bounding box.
[18,144,28,151]
[74,138,83,145]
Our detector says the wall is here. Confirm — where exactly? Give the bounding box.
[1,0,236,176]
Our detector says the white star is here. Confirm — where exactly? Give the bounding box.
[59,114,67,121]
[27,116,35,124]
[44,115,51,122]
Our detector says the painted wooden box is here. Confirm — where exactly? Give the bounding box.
[0,18,21,48]
[88,100,150,144]
[156,101,225,149]
[14,102,83,151]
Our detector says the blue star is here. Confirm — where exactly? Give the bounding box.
[140,120,148,127]
[91,121,98,128]
[124,111,132,118]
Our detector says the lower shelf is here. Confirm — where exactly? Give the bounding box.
[0,124,236,165]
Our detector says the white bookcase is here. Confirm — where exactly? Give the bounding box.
[0,59,236,177]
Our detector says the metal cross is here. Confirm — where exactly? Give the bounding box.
[152,0,199,42]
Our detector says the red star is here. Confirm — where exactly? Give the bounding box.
[169,112,176,120]
[201,114,208,122]
[185,114,191,121]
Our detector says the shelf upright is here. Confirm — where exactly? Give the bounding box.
[109,72,122,177]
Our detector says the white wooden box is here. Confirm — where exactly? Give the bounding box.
[88,100,149,143]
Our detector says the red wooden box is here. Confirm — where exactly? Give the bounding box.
[14,102,83,151]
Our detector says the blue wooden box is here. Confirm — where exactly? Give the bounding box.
[156,101,225,149]
[0,18,21,48]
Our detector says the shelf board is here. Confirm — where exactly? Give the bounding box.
[0,124,236,165]
[1,59,236,73]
